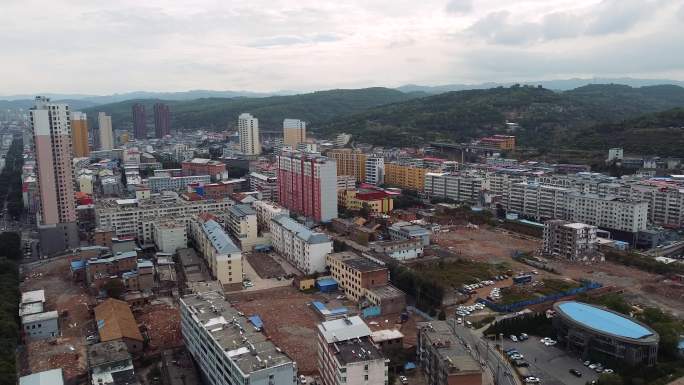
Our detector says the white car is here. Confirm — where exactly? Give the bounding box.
[399,376,409,384]
[524,377,541,384]
[510,335,518,342]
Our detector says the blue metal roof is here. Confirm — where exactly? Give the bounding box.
[70,260,85,271]
[229,204,256,217]
[273,215,330,244]
[317,278,338,287]
[248,315,263,329]
[558,302,653,339]
[202,219,241,254]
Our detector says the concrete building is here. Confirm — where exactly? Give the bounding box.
[95,194,235,241]
[238,113,261,155]
[553,301,659,366]
[608,147,624,162]
[327,149,367,182]
[337,175,357,191]
[270,215,332,274]
[29,97,79,255]
[148,174,211,193]
[98,112,113,151]
[365,284,406,315]
[388,221,431,246]
[543,220,600,261]
[153,219,187,253]
[417,321,482,385]
[249,172,278,201]
[88,341,137,385]
[478,134,515,151]
[384,163,429,191]
[338,189,394,214]
[335,133,351,147]
[565,193,648,233]
[364,156,384,186]
[154,102,171,138]
[424,172,488,206]
[283,118,306,147]
[369,238,423,261]
[189,213,243,289]
[132,103,146,139]
[71,111,89,157]
[277,151,337,222]
[326,252,389,301]
[253,200,289,232]
[22,310,59,341]
[182,158,227,180]
[225,204,258,250]
[19,369,64,385]
[180,290,296,385]
[317,316,388,385]
[94,299,144,353]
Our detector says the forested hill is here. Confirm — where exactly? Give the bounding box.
[82,87,425,131]
[317,84,684,149]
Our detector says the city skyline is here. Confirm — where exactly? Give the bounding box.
[2,0,683,95]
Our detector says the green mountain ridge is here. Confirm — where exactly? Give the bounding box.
[81,87,422,131]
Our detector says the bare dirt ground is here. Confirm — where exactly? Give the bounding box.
[137,300,182,353]
[432,226,540,264]
[226,286,332,375]
[245,251,286,278]
[19,258,92,381]
[557,259,684,317]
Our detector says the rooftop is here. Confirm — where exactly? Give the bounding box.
[22,310,58,324]
[21,290,45,305]
[181,291,293,375]
[318,316,371,344]
[19,369,64,385]
[367,284,405,299]
[273,215,331,244]
[178,248,201,267]
[334,336,386,365]
[370,329,404,342]
[87,340,131,368]
[330,252,385,273]
[556,301,658,341]
[94,299,144,343]
[228,204,256,218]
[201,219,241,255]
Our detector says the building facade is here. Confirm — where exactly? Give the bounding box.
[189,214,243,289]
[326,252,389,302]
[153,102,171,138]
[364,157,384,186]
[384,163,429,191]
[417,321,482,385]
[238,113,261,155]
[327,149,367,182]
[98,112,114,151]
[249,172,278,201]
[225,204,258,250]
[277,151,338,222]
[132,103,146,139]
[283,118,306,147]
[269,215,332,274]
[71,111,89,157]
[542,220,599,261]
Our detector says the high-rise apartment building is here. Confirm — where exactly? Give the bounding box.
[282,118,306,147]
[132,103,146,139]
[365,157,385,186]
[71,111,89,157]
[29,97,79,254]
[277,151,337,222]
[153,103,170,138]
[238,113,261,155]
[327,149,367,182]
[98,112,113,151]
[542,220,600,261]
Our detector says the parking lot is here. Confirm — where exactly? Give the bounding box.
[503,337,600,385]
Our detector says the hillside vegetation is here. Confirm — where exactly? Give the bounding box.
[82,87,423,131]
[318,84,684,151]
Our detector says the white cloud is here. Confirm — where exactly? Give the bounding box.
[0,0,682,94]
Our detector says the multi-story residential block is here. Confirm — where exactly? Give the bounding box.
[153,102,171,138]
[424,172,488,206]
[269,215,332,274]
[417,321,482,385]
[71,111,89,157]
[504,182,569,221]
[326,252,389,301]
[182,158,227,180]
[277,151,337,222]
[147,174,212,193]
[132,103,146,139]
[249,172,278,201]
[95,194,235,241]
[225,204,258,250]
[29,97,79,254]
[98,112,114,151]
[543,220,600,261]
[188,213,243,289]
[153,219,187,253]
[253,200,289,232]
[384,163,429,191]
[338,189,394,214]
[565,193,648,234]
[327,149,367,182]
[478,134,515,151]
[337,175,357,191]
[369,238,424,261]
[364,156,384,186]
[238,113,261,155]
[317,316,388,385]
[283,118,306,147]
[180,290,296,385]
[388,221,431,246]
[335,133,351,147]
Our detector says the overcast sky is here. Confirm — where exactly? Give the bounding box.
[4,0,684,94]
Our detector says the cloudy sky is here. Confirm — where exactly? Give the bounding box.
[3,0,684,94]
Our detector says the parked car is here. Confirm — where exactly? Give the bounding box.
[569,369,582,377]
[583,360,591,366]
[514,360,529,367]
[603,369,614,374]
[524,377,541,384]
[510,335,518,342]
[519,333,529,341]
[399,376,409,384]
[299,375,307,384]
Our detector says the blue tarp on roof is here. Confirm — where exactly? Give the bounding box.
[70,260,85,271]
[316,278,338,292]
[312,301,348,316]
[248,315,263,330]
[404,362,416,370]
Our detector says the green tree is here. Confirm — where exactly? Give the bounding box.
[597,373,623,385]
[103,280,125,299]
[359,202,371,219]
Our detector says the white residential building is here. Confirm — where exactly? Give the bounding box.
[180,291,296,385]
[365,157,384,186]
[238,113,261,156]
[98,112,113,151]
[153,219,187,253]
[248,172,278,201]
[424,172,488,205]
[565,193,648,233]
[22,310,59,340]
[225,204,258,250]
[543,220,600,261]
[317,316,388,385]
[148,174,211,193]
[253,200,289,232]
[269,215,332,274]
[189,214,243,288]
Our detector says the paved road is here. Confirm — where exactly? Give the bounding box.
[509,338,600,385]
[447,318,521,385]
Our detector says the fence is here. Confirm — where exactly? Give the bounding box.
[477,281,603,312]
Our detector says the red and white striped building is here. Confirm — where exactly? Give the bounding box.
[277,151,338,222]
